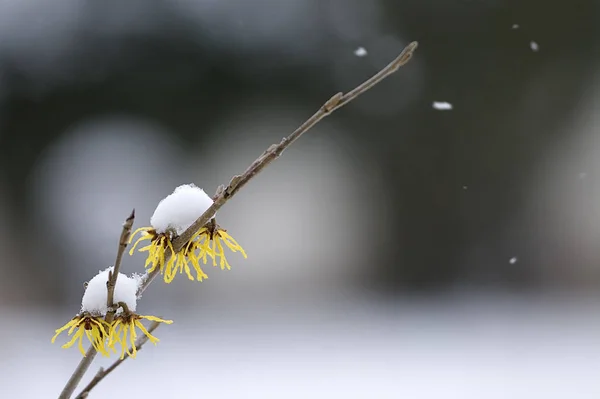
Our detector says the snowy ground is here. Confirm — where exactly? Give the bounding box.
[4,294,600,398]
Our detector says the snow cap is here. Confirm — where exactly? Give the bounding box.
[81,267,139,315]
[150,184,215,235]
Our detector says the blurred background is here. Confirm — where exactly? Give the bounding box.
[1,0,600,397]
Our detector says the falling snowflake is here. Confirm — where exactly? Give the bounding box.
[432,101,453,111]
[530,41,539,52]
[354,47,368,57]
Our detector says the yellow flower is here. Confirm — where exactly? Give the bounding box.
[129,227,211,283]
[129,224,247,283]
[51,314,111,357]
[108,314,173,359]
[196,227,247,270]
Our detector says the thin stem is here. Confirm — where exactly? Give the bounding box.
[106,209,135,314]
[57,346,97,399]
[58,210,136,399]
[74,321,161,399]
[105,209,135,322]
[172,41,418,250]
[139,42,418,296]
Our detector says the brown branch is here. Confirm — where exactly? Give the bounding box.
[139,40,418,296]
[171,41,418,250]
[134,42,418,298]
[106,209,135,317]
[68,40,418,397]
[58,210,136,399]
[74,321,161,399]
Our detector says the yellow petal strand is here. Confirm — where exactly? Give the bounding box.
[159,237,167,272]
[168,254,179,281]
[164,239,177,283]
[134,320,159,345]
[211,236,218,267]
[108,319,122,347]
[61,326,87,357]
[85,329,96,351]
[142,239,167,274]
[61,326,83,349]
[106,323,118,355]
[129,320,138,358]
[77,329,86,356]
[93,325,109,357]
[119,323,129,360]
[163,253,177,284]
[198,234,211,264]
[129,227,151,244]
[51,318,78,343]
[138,243,154,254]
[129,234,150,255]
[86,329,106,357]
[219,231,248,258]
[214,237,229,270]
[113,322,125,357]
[177,240,196,280]
[185,237,195,252]
[66,318,86,335]
[90,317,109,338]
[164,266,175,283]
[140,315,174,324]
[179,254,194,281]
[189,251,208,281]
[144,250,157,271]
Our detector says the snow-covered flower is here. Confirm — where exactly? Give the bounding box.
[129,184,247,283]
[52,268,171,357]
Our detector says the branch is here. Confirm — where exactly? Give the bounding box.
[68,40,418,397]
[138,40,418,296]
[173,41,417,248]
[74,321,162,399]
[106,209,135,317]
[58,210,136,399]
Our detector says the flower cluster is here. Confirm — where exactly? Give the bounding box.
[128,184,247,283]
[52,268,172,358]
[53,184,248,359]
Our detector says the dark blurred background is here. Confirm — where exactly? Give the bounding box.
[2,1,600,398]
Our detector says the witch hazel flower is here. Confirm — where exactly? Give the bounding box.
[52,268,172,358]
[129,184,247,283]
[108,311,170,359]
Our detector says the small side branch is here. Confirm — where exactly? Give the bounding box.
[74,321,161,399]
[106,209,135,319]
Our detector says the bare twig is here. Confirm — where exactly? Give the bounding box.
[66,41,418,398]
[106,209,136,317]
[58,210,136,399]
[140,41,418,296]
[170,41,418,251]
[74,321,161,399]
